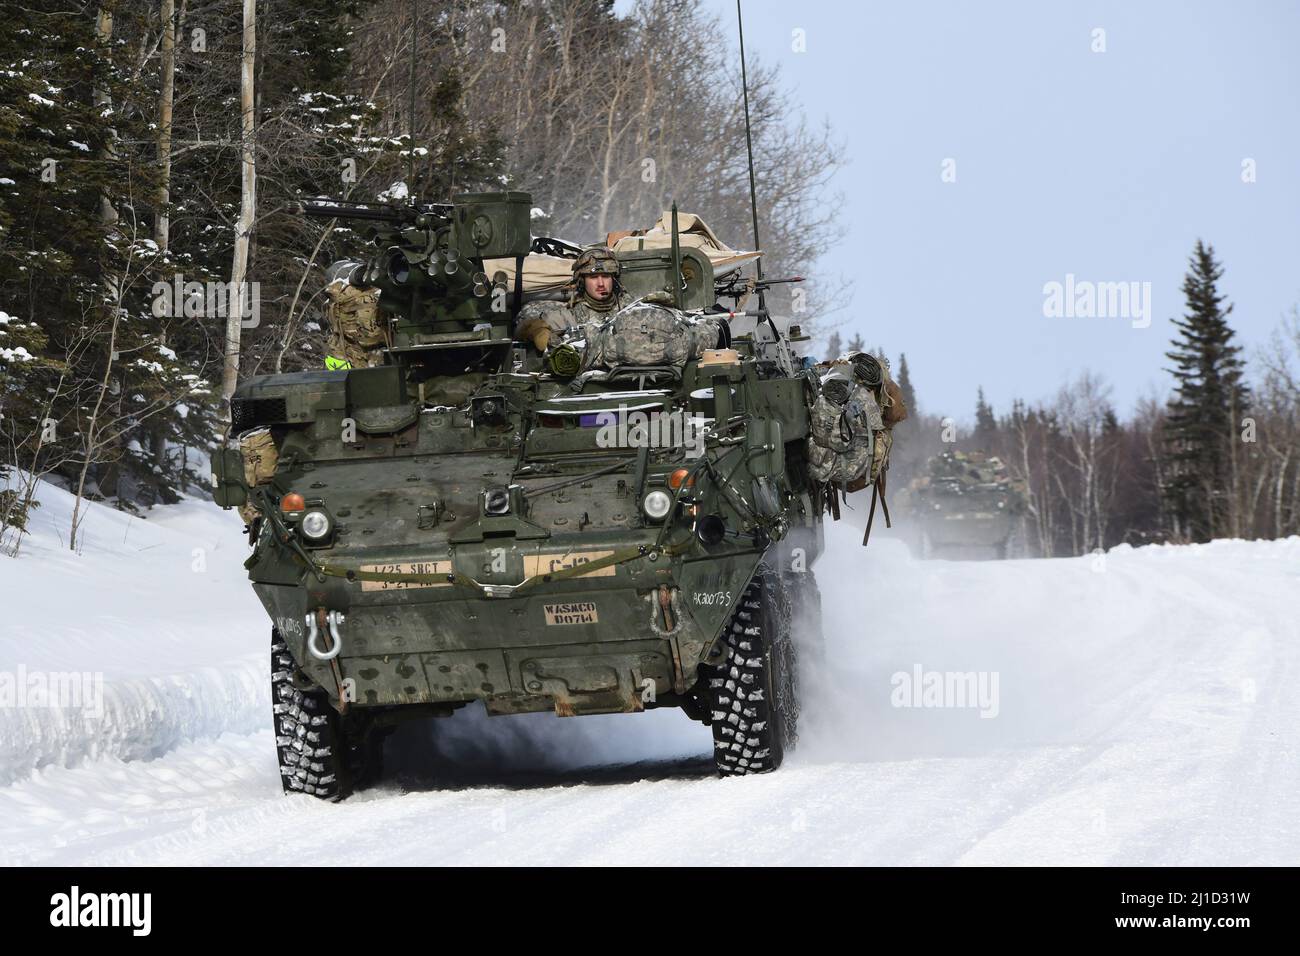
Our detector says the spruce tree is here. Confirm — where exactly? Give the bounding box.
[824,331,842,361]
[0,3,213,516]
[1162,240,1249,541]
[897,353,917,416]
[974,386,997,449]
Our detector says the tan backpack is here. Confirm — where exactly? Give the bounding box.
[324,280,386,369]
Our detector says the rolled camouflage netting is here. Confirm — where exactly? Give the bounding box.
[820,375,853,405]
[546,343,583,378]
[848,351,883,389]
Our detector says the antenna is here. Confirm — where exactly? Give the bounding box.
[736,0,765,312]
[407,0,419,326]
[671,202,684,310]
[407,0,417,198]
[735,0,787,355]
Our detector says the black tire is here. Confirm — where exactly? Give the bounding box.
[784,568,824,670]
[703,569,798,775]
[272,630,381,801]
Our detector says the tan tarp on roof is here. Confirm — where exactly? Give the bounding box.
[481,253,574,293]
[611,211,760,273]
[483,212,758,293]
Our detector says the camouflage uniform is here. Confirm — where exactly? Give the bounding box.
[517,248,632,351]
[323,279,386,370]
[806,352,903,487]
[583,302,723,370]
[562,290,635,335]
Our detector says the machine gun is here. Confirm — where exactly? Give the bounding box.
[713,271,804,305]
[300,199,448,226]
[303,192,535,373]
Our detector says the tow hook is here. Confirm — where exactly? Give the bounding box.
[655,586,688,695]
[648,585,683,638]
[658,585,675,633]
[306,608,345,661]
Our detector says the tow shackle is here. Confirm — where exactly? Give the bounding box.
[305,608,345,661]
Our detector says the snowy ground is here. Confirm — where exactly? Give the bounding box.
[1,480,1297,866]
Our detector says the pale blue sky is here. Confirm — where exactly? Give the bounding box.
[684,0,1300,420]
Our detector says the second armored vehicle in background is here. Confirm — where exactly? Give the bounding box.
[902,451,1027,560]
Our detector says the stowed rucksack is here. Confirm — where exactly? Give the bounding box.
[324,280,386,370]
[807,368,884,484]
[237,428,278,525]
[582,301,722,370]
[806,351,903,486]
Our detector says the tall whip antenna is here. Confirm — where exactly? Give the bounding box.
[736,0,765,311]
[408,0,417,197]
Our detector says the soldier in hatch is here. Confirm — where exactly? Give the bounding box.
[516,247,634,352]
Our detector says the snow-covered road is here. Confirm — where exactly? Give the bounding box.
[2,482,1297,865]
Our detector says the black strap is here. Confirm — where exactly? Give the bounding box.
[512,254,525,319]
[862,472,891,546]
[863,482,878,545]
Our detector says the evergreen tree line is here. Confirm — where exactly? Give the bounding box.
[0,0,844,552]
[876,241,1300,554]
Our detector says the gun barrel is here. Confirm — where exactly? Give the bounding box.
[301,201,409,223]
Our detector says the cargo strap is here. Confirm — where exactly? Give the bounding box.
[306,538,694,597]
[862,471,891,546]
[511,254,525,318]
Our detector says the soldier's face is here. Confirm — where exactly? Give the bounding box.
[583,274,613,300]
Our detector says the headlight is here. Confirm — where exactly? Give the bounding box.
[642,489,673,521]
[301,510,332,541]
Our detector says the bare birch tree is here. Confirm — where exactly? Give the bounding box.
[221,0,258,427]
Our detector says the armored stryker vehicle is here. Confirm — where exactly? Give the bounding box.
[903,451,1027,560]
[211,193,895,799]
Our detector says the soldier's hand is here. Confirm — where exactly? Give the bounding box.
[516,315,551,352]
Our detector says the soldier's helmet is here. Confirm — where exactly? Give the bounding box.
[573,247,621,278]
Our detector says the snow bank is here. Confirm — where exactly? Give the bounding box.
[0,479,268,786]
[3,477,1299,866]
